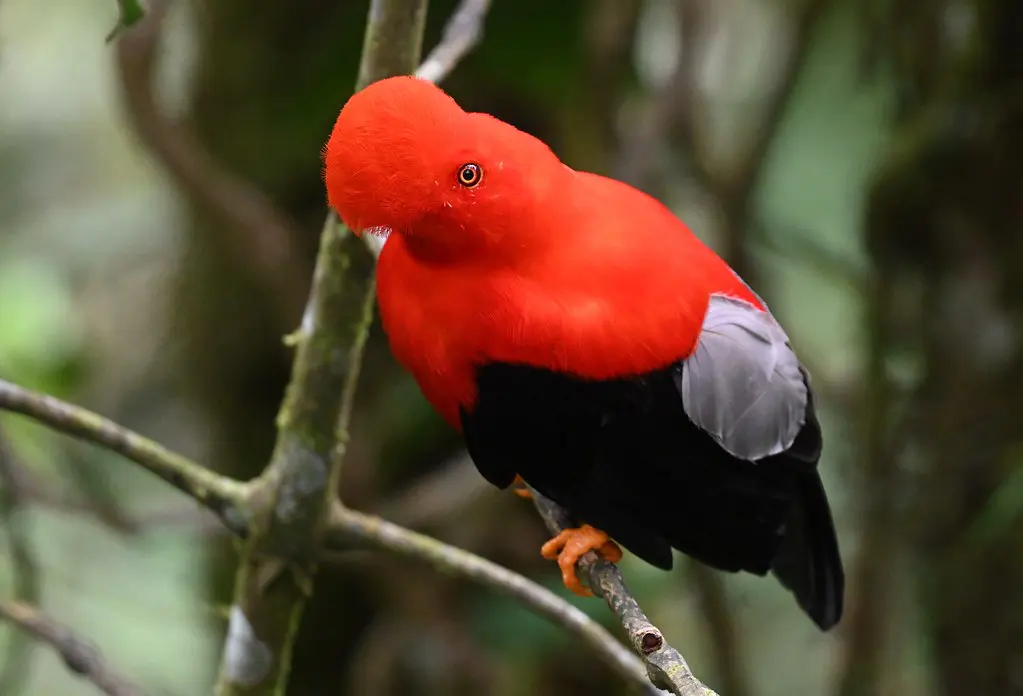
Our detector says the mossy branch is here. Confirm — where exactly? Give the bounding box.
[213,2,429,695]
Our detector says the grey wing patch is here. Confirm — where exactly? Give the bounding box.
[675,293,808,461]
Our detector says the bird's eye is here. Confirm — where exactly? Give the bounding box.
[457,163,483,188]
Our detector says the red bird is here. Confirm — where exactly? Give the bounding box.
[323,76,844,630]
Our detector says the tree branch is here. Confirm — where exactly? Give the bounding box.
[323,505,663,694]
[0,379,251,535]
[530,490,719,696]
[213,2,430,694]
[415,0,493,82]
[0,601,147,696]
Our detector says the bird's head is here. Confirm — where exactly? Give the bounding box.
[323,76,563,262]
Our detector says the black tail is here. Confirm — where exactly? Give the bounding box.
[771,471,844,630]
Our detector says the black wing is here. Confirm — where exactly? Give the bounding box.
[459,296,844,630]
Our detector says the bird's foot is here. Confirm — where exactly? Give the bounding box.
[540,525,623,596]
[511,474,532,499]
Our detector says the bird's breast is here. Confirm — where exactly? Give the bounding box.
[376,239,483,427]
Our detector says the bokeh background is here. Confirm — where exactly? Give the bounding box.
[1,0,1021,694]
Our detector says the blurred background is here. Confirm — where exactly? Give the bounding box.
[1,0,1021,694]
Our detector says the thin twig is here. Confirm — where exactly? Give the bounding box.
[0,379,251,536]
[0,601,147,696]
[0,429,41,695]
[530,490,718,696]
[324,505,663,695]
[415,0,493,82]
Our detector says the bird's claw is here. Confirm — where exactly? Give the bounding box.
[540,525,623,597]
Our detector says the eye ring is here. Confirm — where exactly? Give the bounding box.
[457,163,483,188]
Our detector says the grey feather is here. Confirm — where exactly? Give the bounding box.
[675,293,808,461]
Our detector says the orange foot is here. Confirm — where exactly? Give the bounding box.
[540,525,623,597]
[511,475,532,499]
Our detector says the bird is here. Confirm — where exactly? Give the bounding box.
[322,75,844,630]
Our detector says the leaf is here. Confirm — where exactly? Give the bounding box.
[105,0,146,43]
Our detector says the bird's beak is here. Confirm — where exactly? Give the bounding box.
[342,220,391,238]
[362,228,390,256]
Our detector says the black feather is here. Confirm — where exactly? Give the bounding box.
[460,361,844,630]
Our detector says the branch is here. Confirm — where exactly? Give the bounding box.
[0,379,251,536]
[0,601,147,696]
[529,490,718,696]
[323,505,663,696]
[415,0,492,82]
[213,2,431,694]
